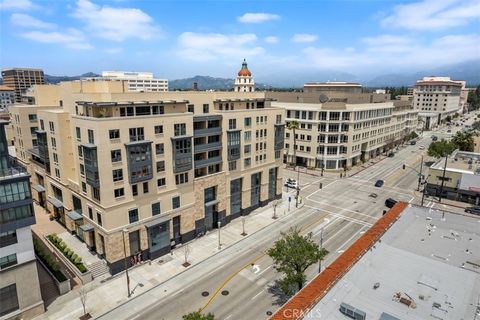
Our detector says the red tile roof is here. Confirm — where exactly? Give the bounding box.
[270,202,408,320]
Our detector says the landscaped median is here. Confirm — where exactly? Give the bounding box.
[47,233,88,273]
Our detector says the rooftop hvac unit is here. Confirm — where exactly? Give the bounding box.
[339,302,366,320]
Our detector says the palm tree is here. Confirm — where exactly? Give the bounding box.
[451,131,476,152]
[287,120,299,167]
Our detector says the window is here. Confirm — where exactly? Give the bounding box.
[229,161,237,171]
[53,153,59,163]
[92,187,100,201]
[187,104,194,113]
[82,182,87,193]
[143,182,149,193]
[78,146,83,158]
[175,173,189,185]
[0,253,17,270]
[129,127,144,142]
[112,169,123,182]
[132,184,138,196]
[87,129,94,144]
[157,178,166,187]
[156,160,165,172]
[229,119,236,130]
[96,212,102,225]
[203,104,209,113]
[55,168,60,178]
[155,143,164,155]
[276,114,282,124]
[244,158,251,167]
[244,117,252,127]
[154,125,163,134]
[111,149,121,162]
[76,127,81,140]
[172,196,180,209]
[151,202,161,216]
[0,284,19,316]
[0,231,17,248]
[51,137,56,147]
[88,207,93,219]
[244,144,251,154]
[244,131,251,141]
[128,209,139,223]
[109,129,120,139]
[174,123,186,136]
[49,121,55,132]
[28,114,37,122]
[114,188,124,198]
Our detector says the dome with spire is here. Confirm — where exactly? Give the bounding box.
[237,59,252,77]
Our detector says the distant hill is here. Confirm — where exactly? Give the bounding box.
[44,72,99,84]
[169,75,272,91]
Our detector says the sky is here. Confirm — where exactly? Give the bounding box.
[0,0,479,84]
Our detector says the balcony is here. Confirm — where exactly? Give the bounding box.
[0,156,28,180]
[194,126,222,137]
[194,141,222,153]
[194,156,222,169]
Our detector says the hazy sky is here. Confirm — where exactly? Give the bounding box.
[1,0,479,82]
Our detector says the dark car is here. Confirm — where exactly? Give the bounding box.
[410,140,417,145]
[375,180,384,187]
[431,135,438,141]
[465,206,480,215]
[385,198,397,208]
[387,152,395,157]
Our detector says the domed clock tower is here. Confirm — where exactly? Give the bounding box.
[234,59,255,92]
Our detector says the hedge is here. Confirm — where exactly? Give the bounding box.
[33,239,68,282]
[47,234,88,273]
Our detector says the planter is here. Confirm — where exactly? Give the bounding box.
[36,254,71,295]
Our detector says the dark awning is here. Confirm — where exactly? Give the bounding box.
[79,224,94,232]
[48,197,64,209]
[32,184,45,192]
[145,216,170,229]
[66,210,83,221]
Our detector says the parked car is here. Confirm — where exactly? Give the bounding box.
[374,180,384,187]
[431,135,438,141]
[464,206,480,215]
[385,198,398,208]
[419,145,425,150]
[387,152,395,157]
[284,178,298,189]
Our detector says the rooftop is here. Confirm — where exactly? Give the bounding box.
[305,206,480,320]
[431,150,480,174]
[304,82,362,87]
[271,101,395,111]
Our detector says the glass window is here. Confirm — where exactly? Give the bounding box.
[109,129,120,139]
[244,117,251,126]
[156,160,165,172]
[174,123,186,136]
[112,169,123,182]
[0,253,17,270]
[154,125,163,134]
[0,230,17,248]
[87,129,94,144]
[0,284,19,316]
[111,149,121,162]
[143,182,149,193]
[114,188,124,198]
[172,196,180,209]
[157,178,166,187]
[129,209,139,223]
[132,184,138,196]
[155,143,164,155]
[151,202,161,216]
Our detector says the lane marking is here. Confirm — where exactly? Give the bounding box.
[257,265,271,277]
[252,265,260,274]
[251,290,264,301]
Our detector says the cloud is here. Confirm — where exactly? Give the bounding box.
[20,28,93,49]
[10,13,55,29]
[237,13,280,24]
[72,0,160,41]
[177,32,264,62]
[291,33,318,43]
[104,47,122,54]
[264,36,279,44]
[0,0,38,10]
[381,0,480,30]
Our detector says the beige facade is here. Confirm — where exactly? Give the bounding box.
[272,99,417,170]
[1,68,45,103]
[16,80,284,274]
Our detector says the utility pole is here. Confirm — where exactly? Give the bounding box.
[438,155,448,203]
[417,155,424,191]
[122,228,131,298]
[421,179,427,207]
[296,166,300,208]
[217,221,222,250]
[318,228,324,273]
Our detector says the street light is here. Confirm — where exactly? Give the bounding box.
[122,228,131,298]
[217,221,222,250]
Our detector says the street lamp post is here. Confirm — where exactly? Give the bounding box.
[295,166,300,208]
[217,221,222,250]
[318,228,324,274]
[417,155,424,191]
[122,228,131,298]
[438,155,448,203]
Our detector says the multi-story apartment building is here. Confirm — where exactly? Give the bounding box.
[303,82,363,94]
[413,76,463,130]
[270,99,417,169]
[0,120,44,319]
[14,80,284,274]
[0,86,15,111]
[98,71,168,92]
[1,68,45,103]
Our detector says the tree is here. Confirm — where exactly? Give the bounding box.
[451,130,476,152]
[78,285,90,320]
[428,139,456,158]
[267,227,328,295]
[445,115,452,123]
[182,311,215,320]
[182,244,191,267]
[409,131,419,140]
[287,120,299,166]
[467,85,480,110]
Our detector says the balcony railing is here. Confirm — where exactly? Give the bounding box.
[194,141,222,153]
[0,156,28,179]
[194,156,222,168]
[194,127,222,137]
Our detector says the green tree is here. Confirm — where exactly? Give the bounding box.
[287,120,299,166]
[182,311,215,320]
[428,139,456,158]
[445,115,452,123]
[409,131,419,140]
[267,227,328,295]
[451,131,476,152]
[467,85,480,110]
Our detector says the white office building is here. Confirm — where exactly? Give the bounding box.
[100,71,168,92]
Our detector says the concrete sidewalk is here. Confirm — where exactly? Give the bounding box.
[33,193,304,320]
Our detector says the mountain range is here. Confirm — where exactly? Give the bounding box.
[37,60,480,89]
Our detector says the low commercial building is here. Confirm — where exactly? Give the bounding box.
[0,120,44,319]
[12,79,284,274]
[99,71,168,92]
[272,204,480,320]
[426,150,480,204]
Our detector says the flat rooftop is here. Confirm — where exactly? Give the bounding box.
[307,206,480,320]
[431,150,480,174]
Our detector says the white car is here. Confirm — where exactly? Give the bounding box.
[419,145,425,150]
[284,178,298,189]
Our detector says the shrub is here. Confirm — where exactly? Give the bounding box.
[74,257,82,264]
[71,254,78,262]
[77,263,87,273]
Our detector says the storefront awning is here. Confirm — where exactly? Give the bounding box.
[145,216,170,229]
[66,210,83,221]
[48,197,64,209]
[79,224,94,232]
[32,184,45,192]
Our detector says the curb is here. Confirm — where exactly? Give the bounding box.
[96,198,306,319]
